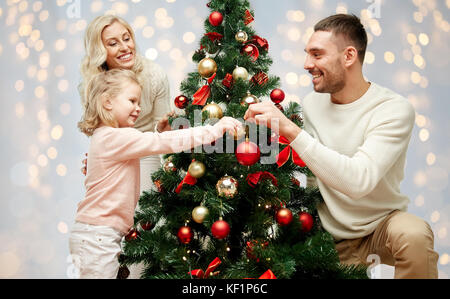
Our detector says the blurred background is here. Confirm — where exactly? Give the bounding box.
[0,0,448,278]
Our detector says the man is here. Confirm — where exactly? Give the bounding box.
[244,14,439,279]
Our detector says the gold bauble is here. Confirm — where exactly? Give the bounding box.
[240,94,260,107]
[232,66,249,81]
[235,30,248,43]
[202,103,223,119]
[163,159,176,172]
[192,206,209,224]
[198,57,217,78]
[188,160,206,178]
[216,175,238,199]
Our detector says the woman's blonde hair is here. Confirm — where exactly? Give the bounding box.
[78,69,141,136]
[79,15,147,109]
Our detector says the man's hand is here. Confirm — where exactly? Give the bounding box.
[244,101,302,142]
[156,111,175,133]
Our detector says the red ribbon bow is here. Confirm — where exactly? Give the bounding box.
[189,257,222,279]
[222,73,233,88]
[175,172,197,194]
[250,35,269,51]
[276,136,306,168]
[246,171,278,188]
[245,269,277,279]
[193,73,216,106]
[204,32,223,42]
[244,9,254,25]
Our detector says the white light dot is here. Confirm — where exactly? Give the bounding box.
[51,125,64,140]
[286,72,298,85]
[183,32,196,44]
[145,48,158,60]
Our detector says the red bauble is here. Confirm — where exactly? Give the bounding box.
[276,208,293,226]
[140,221,154,231]
[177,226,193,244]
[241,43,259,61]
[298,212,314,233]
[211,220,230,239]
[235,140,260,166]
[174,95,189,109]
[125,229,140,241]
[270,89,285,104]
[209,11,223,26]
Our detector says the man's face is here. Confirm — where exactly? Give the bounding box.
[304,30,346,94]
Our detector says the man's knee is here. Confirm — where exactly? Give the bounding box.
[388,212,434,251]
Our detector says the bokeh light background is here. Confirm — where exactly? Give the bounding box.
[0,0,449,278]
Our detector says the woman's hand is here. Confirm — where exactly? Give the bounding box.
[215,116,243,136]
[156,111,175,133]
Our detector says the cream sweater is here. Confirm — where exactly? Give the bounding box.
[290,82,415,241]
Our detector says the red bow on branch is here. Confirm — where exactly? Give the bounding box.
[250,35,269,51]
[276,136,306,168]
[204,32,223,42]
[245,269,277,279]
[189,257,222,279]
[244,9,254,25]
[246,171,278,188]
[175,172,197,194]
[193,73,216,106]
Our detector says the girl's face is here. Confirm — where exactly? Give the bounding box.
[101,21,136,70]
[109,81,142,128]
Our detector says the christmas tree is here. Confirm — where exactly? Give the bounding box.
[120,0,368,279]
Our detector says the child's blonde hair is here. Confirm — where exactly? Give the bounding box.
[78,69,141,136]
[79,15,147,109]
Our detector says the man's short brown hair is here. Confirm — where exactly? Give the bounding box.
[314,14,368,64]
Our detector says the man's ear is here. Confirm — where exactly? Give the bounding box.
[102,95,113,111]
[343,46,358,67]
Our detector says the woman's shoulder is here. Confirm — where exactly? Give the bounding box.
[140,57,167,79]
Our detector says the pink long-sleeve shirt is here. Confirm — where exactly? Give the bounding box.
[76,125,224,234]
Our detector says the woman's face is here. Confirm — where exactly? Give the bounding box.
[101,21,136,70]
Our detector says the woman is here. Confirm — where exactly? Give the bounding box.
[79,15,172,278]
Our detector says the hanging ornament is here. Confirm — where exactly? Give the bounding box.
[270,89,285,104]
[153,179,164,192]
[125,228,140,241]
[163,158,177,173]
[232,66,249,81]
[209,11,223,27]
[188,160,206,179]
[174,95,189,109]
[211,219,230,239]
[251,72,269,86]
[249,35,269,51]
[276,208,293,226]
[235,30,248,43]
[140,221,154,231]
[235,139,260,166]
[216,175,238,199]
[193,73,216,106]
[177,226,193,244]
[201,102,223,119]
[222,73,233,89]
[198,57,217,79]
[240,93,260,107]
[241,43,259,61]
[298,212,314,233]
[244,9,254,25]
[192,206,209,224]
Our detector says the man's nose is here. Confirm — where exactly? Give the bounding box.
[304,55,314,70]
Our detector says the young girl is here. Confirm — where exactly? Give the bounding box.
[69,69,241,278]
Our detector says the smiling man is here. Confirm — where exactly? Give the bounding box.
[244,14,439,278]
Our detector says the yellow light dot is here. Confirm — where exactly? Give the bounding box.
[426,152,436,166]
[39,10,49,22]
[37,69,48,82]
[142,26,154,38]
[410,71,421,84]
[19,24,32,37]
[47,147,58,160]
[411,44,421,55]
[58,79,69,92]
[183,32,195,44]
[413,171,427,187]
[414,194,425,207]
[134,16,147,29]
[419,128,429,142]
[15,102,24,118]
[407,33,417,45]
[56,0,67,7]
[34,86,46,99]
[56,164,67,176]
[35,40,45,52]
[430,211,440,223]
[51,125,64,140]
[440,253,449,265]
[299,74,311,87]
[33,1,43,12]
[384,51,395,64]
[287,27,301,41]
[413,55,425,69]
[418,33,429,46]
[39,52,50,68]
[415,114,426,127]
[419,76,428,89]
[364,51,375,64]
[37,154,48,167]
[438,227,447,239]
[286,72,298,85]
[112,2,129,15]
[57,221,68,234]
[15,80,24,92]
[28,164,39,178]
[54,39,66,51]
[413,12,423,23]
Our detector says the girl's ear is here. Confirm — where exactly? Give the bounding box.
[102,95,113,111]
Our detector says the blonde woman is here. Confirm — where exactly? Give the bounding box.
[78,15,172,278]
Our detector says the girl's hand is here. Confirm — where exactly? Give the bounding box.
[215,116,243,136]
[81,153,87,176]
[156,111,175,133]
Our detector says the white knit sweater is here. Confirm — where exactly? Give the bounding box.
[290,82,415,241]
